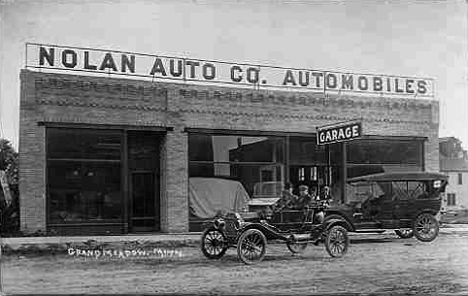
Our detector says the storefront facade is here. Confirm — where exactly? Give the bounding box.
[19,49,440,235]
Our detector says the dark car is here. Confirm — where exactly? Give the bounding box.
[325,172,448,242]
[200,200,350,264]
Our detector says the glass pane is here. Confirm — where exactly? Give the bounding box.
[347,139,422,165]
[347,164,422,180]
[132,173,155,218]
[289,137,327,165]
[48,161,122,223]
[128,131,161,171]
[189,134,284,163]
[189,163,283,198]
[48,128,121,160]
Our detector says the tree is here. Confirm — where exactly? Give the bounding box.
[0,138,19,235]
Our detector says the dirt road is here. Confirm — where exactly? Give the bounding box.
[3,232,468,295]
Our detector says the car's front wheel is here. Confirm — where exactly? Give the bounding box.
[200,227,228,259]
[413,213,439,242]
[324,225,349,258]
[395,229,414,239]
[237,229,267,264]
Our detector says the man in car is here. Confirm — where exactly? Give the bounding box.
[314,186,333,224]
[295,185,314,209]
[272,182,298,212]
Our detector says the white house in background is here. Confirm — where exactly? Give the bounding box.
[440,157,468,210]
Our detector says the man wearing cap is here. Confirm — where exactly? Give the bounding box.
[295,185,314,209]
[272,182,298,212]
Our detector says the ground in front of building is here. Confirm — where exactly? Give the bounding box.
[3,232,468,295]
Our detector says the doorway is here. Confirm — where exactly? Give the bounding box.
[128,131,162,232]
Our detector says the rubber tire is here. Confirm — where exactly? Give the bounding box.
[286,241,308,254]
[200,227,228,259]
[325,225,349,258]
[413,213,439,242]
[395,229,414,239]
[237,229,267,265]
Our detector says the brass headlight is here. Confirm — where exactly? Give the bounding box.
[214,218,225,229]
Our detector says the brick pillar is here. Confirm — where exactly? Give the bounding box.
[160,128,189,232]
[19,71,47,234]
[425,101,440,172]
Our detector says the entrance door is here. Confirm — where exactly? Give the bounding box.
[130,172,159,232]
[127,131,162,233]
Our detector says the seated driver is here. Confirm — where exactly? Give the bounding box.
[294,185,316,222]
[272,182,298,212]
[295,185,313,209]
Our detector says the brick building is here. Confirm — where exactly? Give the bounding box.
[19,64,440,235]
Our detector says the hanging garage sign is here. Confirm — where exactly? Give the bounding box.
[317,121,362,145]
[25,43,435,98]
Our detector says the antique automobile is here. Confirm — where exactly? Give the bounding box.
[324,172,448,242]
[200,200,350,265]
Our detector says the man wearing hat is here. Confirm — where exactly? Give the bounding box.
[295,184,314,209]
[272,182,298,212]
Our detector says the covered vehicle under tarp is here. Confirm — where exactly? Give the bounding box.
[189,177,251,219]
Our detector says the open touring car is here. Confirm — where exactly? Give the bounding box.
[200,200,350,265]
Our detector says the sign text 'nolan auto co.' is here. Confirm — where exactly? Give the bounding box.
[26,43,434,98]
[317,121,362,145]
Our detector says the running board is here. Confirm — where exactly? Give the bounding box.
[354,229,387,233]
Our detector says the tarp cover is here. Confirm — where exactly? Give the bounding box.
[189,177,251,219]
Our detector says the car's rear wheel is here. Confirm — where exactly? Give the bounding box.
[325,225,349,258]
[413,213,439,242]
[286,241,308,254]
[395,229,414,239]
[237,229,267,264]
[200,227,228,259]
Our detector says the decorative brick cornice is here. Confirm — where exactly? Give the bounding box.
[179,107,431,125]
[34,77,168,100]
[41,116,166,127]
[36,98,166,112]
[177,87,434,110]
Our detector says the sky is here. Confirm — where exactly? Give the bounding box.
[1,0,467,149]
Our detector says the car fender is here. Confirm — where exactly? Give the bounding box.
[412,208,440,225]
[324,214,354,231]
[413,208,439,219]
[237,222,284,241]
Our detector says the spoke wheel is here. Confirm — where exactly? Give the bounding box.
[413,213,439,242]
[237,229,267,265]
[325,225,349,258]
[287,241,308,254]
[200,227,228,259]
[395,229,414,239]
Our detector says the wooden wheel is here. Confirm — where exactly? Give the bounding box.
[201,227,228,259]
[237,229,267,265]
[413,213,439,242]
[325,225,349,258]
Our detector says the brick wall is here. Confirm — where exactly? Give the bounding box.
[19,69,440,234]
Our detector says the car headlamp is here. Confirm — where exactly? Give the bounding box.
[214,218,225,229]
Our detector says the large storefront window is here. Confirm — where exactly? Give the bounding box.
[188,134,285,231]
[289,137,343,198]
[47,128,122,224]
[346,138,424,179]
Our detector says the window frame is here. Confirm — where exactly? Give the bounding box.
[46,127,124,226]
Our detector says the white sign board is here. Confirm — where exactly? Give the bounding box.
[26,43,435,98]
